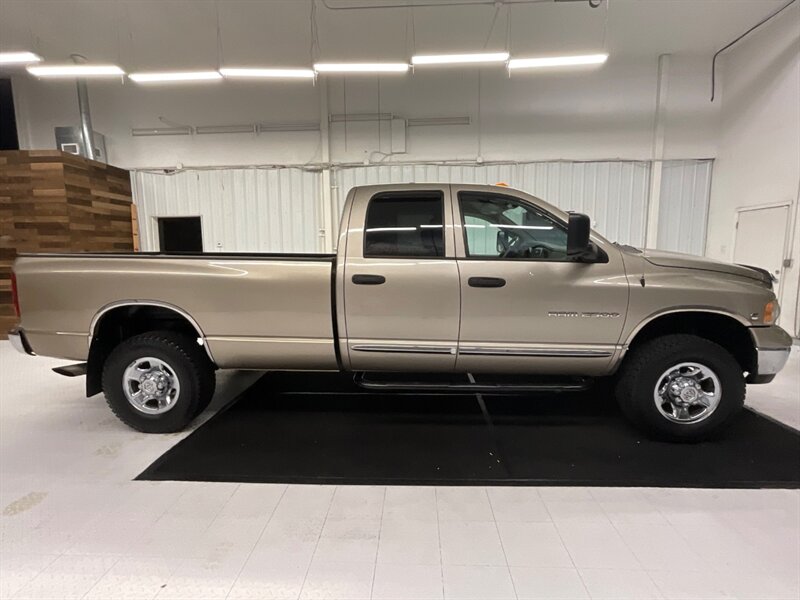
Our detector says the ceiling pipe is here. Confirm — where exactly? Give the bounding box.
[710,0,797,101]
[70,54,96,160]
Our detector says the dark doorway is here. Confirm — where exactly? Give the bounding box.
[157,217,203,252]
[0,79,19,151]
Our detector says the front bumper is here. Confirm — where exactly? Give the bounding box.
[756,347,791,375]
[749,325,792,382]
[8,327,35,356]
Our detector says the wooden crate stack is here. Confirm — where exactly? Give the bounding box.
[0,150,134,337]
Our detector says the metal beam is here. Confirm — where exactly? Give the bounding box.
[319,79,336,253]
[645,54,671,248]
[71,54,96,160]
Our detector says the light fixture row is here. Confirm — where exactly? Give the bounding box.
[2,51,608,81]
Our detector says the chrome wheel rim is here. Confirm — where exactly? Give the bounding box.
[653,362,722,424]
[122,357,180,415]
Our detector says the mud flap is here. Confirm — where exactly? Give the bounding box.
[85,340,106,397]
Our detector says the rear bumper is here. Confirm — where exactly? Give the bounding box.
[749,325,792,381]
[8,328,35,356]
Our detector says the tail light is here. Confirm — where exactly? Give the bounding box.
[11,271,20,318]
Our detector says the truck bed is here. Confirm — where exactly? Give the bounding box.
[13,252,339,370]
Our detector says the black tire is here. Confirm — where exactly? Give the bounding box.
[102,331,216,433]
[615,334,745,442]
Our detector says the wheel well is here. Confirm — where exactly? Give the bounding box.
[86,304,213,397]
[628,312,756,374]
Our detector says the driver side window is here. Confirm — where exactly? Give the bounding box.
[459,192,568,260]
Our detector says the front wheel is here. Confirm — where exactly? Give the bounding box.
[102,331,216,433]
[615,334,745,441]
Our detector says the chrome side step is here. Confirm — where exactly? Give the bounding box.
[353,372,590,393]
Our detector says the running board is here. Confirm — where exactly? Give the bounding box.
[52,363,87,377]
[354,372,590,393]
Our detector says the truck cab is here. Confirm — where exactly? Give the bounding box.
[338,184,627,376]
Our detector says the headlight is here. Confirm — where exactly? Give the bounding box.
[763,300,780,325]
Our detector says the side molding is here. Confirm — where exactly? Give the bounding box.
[458,347,612,358]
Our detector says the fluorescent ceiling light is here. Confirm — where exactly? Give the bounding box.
[27,64,124,77]
[366,227,417,233]
[0,51,42,65]
[412,52,509,66]
[488,224,553,230]
[314,63,409,74]
[129,71,222,83]
[508,53,608,69]
[220,68,315,79]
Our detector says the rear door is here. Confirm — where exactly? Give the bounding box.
[453,186,628,375]
[341,185,460,371]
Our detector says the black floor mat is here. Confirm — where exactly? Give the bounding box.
[138,372,800,488]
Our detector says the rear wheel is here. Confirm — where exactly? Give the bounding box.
[102,331,215,433]
[615,334,745,441]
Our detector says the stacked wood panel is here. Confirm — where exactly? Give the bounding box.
[0,150,134,337]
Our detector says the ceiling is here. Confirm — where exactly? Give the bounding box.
[0,0,792,73]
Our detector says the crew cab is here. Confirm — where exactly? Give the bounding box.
[9,184,792,440]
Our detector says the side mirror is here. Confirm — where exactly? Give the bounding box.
[567,212,592,257]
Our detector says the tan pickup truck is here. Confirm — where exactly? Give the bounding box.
[9,184,792,440]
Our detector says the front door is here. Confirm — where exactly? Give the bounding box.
[342,185,460,371]
[453,186,628,375]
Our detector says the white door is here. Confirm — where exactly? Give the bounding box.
[733,205,789,292]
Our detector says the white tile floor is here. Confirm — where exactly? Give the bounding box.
[1,340,798,600]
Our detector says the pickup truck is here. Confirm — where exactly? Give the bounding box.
[9,183,793,440]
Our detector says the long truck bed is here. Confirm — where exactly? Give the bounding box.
[13,252,340,370]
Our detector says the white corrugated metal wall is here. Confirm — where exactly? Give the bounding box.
[132,168,321,252]
[132,160,712,254]
[657,160,713,255]
[334,162,652,247]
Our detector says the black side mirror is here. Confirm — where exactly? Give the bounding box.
[567,213,591,257]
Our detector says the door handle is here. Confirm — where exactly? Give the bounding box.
[352,274,386,285]
[468,277,506,288]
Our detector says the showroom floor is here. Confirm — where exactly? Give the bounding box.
[1,341,798,600]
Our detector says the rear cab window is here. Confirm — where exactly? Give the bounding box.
[364,194,445,258]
